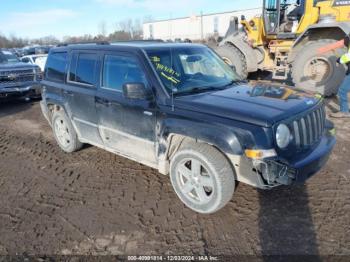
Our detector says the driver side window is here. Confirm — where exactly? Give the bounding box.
[102,55,148,91]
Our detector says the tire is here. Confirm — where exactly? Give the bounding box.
[169,142,235,214]
[51,110,83,153]
[216,44,248,79]
[291,39,347,96]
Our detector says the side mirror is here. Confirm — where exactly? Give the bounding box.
[122,82,150,100]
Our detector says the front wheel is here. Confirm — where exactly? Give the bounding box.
[169,142,235,214]
[292,39,347,96]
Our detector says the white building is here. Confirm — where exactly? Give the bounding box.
[143,8,261,41]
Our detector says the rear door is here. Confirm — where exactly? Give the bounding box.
[43,51,68,104]
[65,50,103,145]
[96,51,157,165]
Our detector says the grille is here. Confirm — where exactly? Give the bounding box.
[289,105,326,148]
[0,69,35,86]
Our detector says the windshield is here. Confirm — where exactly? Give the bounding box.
[146,46,240,95]
[0,50,19,63]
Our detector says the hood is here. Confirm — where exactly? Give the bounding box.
[174,82,322,127]
[0,62,38,71]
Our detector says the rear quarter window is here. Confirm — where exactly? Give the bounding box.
[45,52,68,82]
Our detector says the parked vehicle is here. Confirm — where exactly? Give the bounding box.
[21,54,48,71]
[0,49,42,99]
[35,46,51,55]
[40,42,336,214]
[22,46,37,56]
[216,0,350,96]
[10,48,23,58]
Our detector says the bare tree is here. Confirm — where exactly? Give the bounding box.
[0,15,154,49]
[116,18,144,40]
[98,21,107,38]
[118,19,132,34]
[0,33,29,48]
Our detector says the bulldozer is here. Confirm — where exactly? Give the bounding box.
[216,0,350,96]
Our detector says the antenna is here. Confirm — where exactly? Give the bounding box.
[170,47,176,112]
[171,88,177,112]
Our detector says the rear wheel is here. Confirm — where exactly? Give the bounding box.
[216,44,248,79]
[292,39,347,96]
[52,110,83,153]
[169,142,235,214]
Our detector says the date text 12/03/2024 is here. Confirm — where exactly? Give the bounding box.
[127,255,219,261]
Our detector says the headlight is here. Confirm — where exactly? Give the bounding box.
[276,124,291,149]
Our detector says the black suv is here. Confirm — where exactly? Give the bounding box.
[0,49,42,99]
[40,42,336,214]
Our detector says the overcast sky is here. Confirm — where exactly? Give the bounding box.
[0,0,261,39]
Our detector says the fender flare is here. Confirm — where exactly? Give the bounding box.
[289,22,350,62]
[159,118,243,157]
[43,95,70,122]
[293,22,350,47]
[219,34,258,72]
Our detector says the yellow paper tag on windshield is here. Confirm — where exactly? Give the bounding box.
[151,56,160,63]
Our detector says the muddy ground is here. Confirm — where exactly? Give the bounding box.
[0,99,349,258]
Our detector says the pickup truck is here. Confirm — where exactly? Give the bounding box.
[0,49,42,99]
[40,42,336,214]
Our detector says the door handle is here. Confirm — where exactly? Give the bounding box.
[63,90,74,97]
[96,97,112,106]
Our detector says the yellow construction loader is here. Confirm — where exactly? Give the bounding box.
[216,0,350,96]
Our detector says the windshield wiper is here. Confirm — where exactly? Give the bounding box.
[218,79,247,89]
[175,86,225,96]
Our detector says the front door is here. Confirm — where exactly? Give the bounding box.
[95,52,157,165]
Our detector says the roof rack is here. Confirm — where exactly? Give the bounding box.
[111,39,164,43]
[57,41,110,47]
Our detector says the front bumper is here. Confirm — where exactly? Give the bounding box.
[230,134,336,189]
[0,83,41,99]
[262,134,336,187]
[288,135,335,182]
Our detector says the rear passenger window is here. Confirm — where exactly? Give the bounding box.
[69,53,97,86]
[46,52,67,82]
[102,55,147,91]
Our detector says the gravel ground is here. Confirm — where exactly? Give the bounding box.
[0,99,349,257]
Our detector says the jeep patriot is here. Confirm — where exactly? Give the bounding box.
[40,42,336,213]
